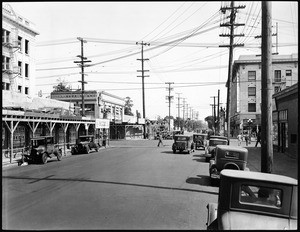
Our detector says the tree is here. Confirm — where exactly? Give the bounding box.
[124,96,134,116]
[53,78,71,92]
[205,116,214,130]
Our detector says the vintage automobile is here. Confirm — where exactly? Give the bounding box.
[21,136,62,164]
[209,145,249,185]
[172,135,195,154]
[193,133,207,150]
[71,135,100,155]
[206,169,298,230]
[204,136,229,162]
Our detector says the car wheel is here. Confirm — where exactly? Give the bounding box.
[173,149,176,153]
[57,149,62,161]
[71,147,75,155]
[41,153,48,164]
[205,157,210,162]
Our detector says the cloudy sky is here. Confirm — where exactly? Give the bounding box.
[6,1,298,121]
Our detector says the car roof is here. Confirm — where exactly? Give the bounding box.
[216,145,247,152]
[210,135,228,139]
[221,169,298,186]
[174,135,192,137]
[32,136,53,140]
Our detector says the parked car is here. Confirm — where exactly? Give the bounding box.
[172,135,195,154]
[209,145,249,185]
[71,135,99,155]
[193,133,207,150]
[204,136,229,162]
[21,136,62,164]
[206,169,298,230]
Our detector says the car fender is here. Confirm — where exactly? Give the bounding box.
[206,203,218,229]
[223,162,240,170]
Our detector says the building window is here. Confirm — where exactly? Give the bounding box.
[286,70,292,76]
[25,87,29,94]
[248,87,256,97]
[2,56,10,70]
[6,83,10,90]
[2,29,10,43]
[274,70,281,82]
[18,36,22,50]
[25,39,29,54]
[248,71,256,81]
[274,86,281,93]
[18,85,22,93]
[18,61,22,75]
[25,63,29,77]
[248,103,256,112]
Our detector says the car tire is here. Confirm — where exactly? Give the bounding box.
[57,149,62,161]
[41,153,48,164]
[205,157,210,162]
[173,149,176,153]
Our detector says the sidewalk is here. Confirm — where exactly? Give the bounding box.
[229,138,298,180]
[2,146,110,169]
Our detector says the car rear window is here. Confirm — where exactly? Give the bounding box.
[240,185,282,208]
[209,140,228,146]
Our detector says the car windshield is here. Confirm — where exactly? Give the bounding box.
[80,136,93,142]
[31,139,45,148]
[209,140,228,146]
[176,137,188,141]
[240,185,282,208]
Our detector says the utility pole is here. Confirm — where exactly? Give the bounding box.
[220,1,245,137]
[217,89,220,134]
[74,37,91,117]
[136,41,150,139]
[176,93,182,130]
[211,96,217,132]
[182,98,186,130]
[165,82,174,132]
[261,1,273,173]
[255,24,279,56]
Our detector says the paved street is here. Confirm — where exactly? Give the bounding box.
[2,139,218,230]
[2,138,297,230]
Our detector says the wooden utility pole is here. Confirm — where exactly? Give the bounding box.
[261,1,273,173]
[219,2,245,137]
[176,93,182,130]
[136,41,150,138]
[211,96,217,132]
[74,37,91,117]
[165,82,174,132]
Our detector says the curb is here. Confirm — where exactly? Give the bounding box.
[2,146,111,169]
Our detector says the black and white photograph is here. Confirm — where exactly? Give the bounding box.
[2,1,298,230]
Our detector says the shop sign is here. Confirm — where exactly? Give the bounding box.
[96,119,110,129]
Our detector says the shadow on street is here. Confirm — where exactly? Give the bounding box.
[186,175,212,187]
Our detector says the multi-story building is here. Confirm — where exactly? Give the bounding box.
[230,53,298,136]
[273,83,298,158]
[2,4,39,96]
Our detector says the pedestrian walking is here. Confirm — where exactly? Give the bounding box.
[255,131,261,147]
[237,133,243,146]
[157,132,164,147]
[244,134,249,146]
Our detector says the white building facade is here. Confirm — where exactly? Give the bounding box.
[2,4,39,96]
[230,53,298,136]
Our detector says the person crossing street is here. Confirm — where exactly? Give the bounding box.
[157,132,164,147]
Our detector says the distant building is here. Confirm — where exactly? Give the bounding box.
[50,90,125,122]
[230,53,298,136]
[2,4,39,96]
[273,83,298,159]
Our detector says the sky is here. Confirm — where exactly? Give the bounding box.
[5,1,298,121]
